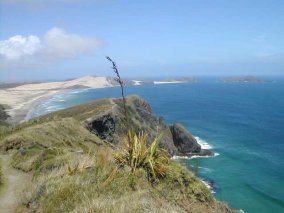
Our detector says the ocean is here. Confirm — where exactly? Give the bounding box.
[30,78,284,213]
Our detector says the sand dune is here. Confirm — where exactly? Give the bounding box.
[7,76,113,91]
[0,76,116,123]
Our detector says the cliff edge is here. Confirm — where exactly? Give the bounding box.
[0,95,237,213]
[65,95,213,158]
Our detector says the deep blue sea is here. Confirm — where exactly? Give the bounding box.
[31,78,284,213]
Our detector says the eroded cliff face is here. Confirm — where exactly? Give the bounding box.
[84,95,213,157]
[86,114,116,143]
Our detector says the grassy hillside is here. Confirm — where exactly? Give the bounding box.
[0,97,236,213]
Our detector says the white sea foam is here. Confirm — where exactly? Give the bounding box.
[45,106,64,112]
[46,105,58,110]
[69,88,91,94]
[198,166,213,173]
[171,136,219,160]
[201,179,215,193]
[194,136,213,149]
[171,155,190,160]
[153,81,187,84]
[171,152,219,160]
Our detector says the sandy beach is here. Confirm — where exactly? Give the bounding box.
[0,76,115,123]
[0,89,64,123]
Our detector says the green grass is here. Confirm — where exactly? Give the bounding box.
[0,97,236,213]
[115,130,170,182]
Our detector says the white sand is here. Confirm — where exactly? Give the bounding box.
[0,76,115,123]
[8,76,112,91]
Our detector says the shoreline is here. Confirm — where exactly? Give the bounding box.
[0,87,114,124]
[0,87,109,125]
[3,90,63,124]
[0,76,195,124]
[23,90,68,122]
[0,76,117,124]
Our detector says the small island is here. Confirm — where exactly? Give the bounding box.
[221,76,263,83]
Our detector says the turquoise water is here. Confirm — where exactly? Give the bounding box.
[31,79,284,213]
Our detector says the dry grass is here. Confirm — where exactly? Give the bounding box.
[0,102,236,213]
[17,153,186,213]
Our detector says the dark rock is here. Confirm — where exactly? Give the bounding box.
[84,95,213,157]
[199,149,214,156]
[158,116,167,129]
[170,123,201,154]
[159,128,179,156]
[86,114,116,143]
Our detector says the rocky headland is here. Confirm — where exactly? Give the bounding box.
[0,76,196,123]
[0,95,237,212]
[83,95,213,158]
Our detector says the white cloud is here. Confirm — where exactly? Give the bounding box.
[0,27,102,61]
[0,35,41,60]
[42,27,102,59]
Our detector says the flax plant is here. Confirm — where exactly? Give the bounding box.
[106,56,128,123]
[106,56,170,181]
[115,130,169,180]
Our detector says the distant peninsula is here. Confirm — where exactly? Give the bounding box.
[0,76,195,123]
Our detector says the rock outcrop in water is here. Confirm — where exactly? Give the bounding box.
[170,123,201,154]
[170,123,214,156]
[85,95,213,157]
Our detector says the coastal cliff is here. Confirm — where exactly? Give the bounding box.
[0,96,236,212]
[82,95,213,158]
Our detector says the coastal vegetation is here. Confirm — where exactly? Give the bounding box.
[115,130,170,181]
[0,59,236,212]
[106,56,171,182]
[0,107,233,212]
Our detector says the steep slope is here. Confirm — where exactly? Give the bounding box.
[40,95,213,157]
[0,96,236,213]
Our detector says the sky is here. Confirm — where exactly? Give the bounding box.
[0,0,284,81]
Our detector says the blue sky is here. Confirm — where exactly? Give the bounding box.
[0,0,283,81]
